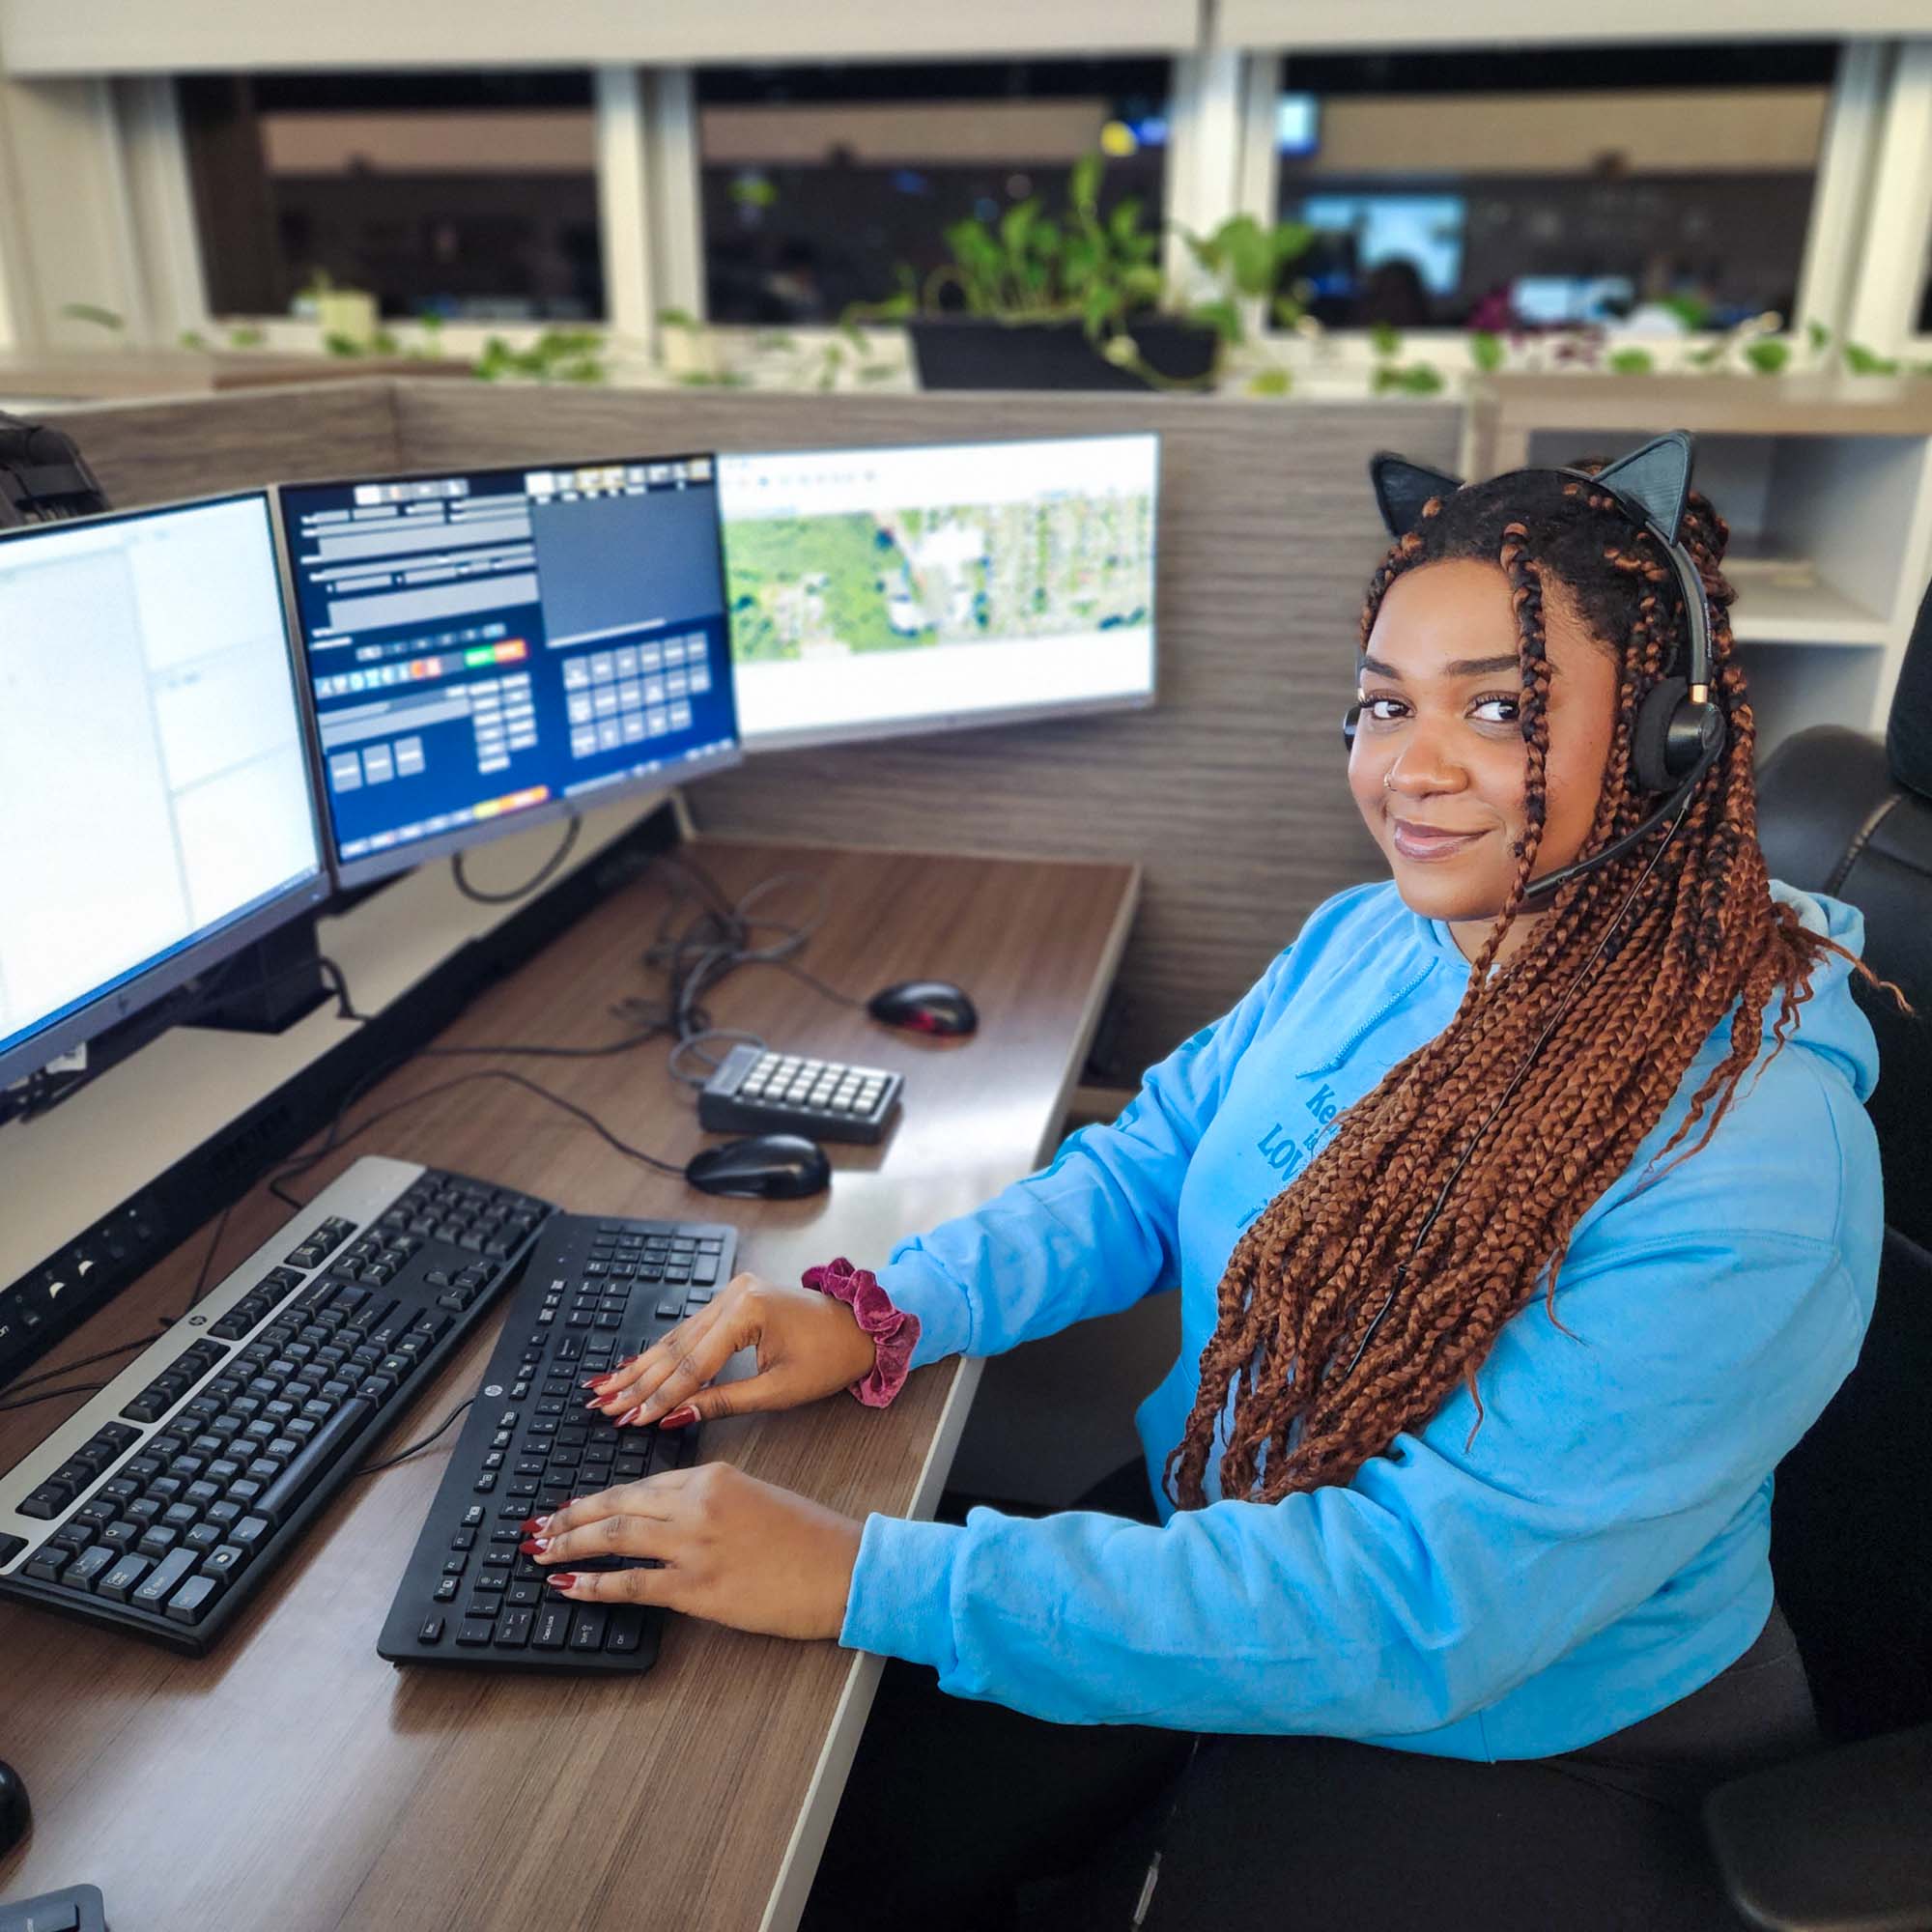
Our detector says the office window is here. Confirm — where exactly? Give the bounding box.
[1275,43,1836,332]
[696,60,1169,325]
[179,71,603,323]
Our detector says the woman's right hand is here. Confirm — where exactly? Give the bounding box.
[584,1272,880,1429]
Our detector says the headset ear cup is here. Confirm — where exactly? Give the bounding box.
[1631,678,1686,793]
[1342,703,1360,751]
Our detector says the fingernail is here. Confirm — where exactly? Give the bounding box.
[660,1404,697,1430]
[518,1516,548,1535]
[582,1378,606,1390]
[614,1406,642,1427]
[547,1573,580,1590]
[519,1537,551,1555]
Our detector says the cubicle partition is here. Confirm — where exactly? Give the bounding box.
[44,378,1459,1081]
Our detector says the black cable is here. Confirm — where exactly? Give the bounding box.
[355,1397,474,1476]
[0,1380,106,1413]
[451,812,582,905]
[1,1330,164,1399]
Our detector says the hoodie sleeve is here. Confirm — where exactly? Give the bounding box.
[842,1192,1871,1736]
[873,948,1296,1369]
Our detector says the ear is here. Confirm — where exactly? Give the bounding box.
[1593,431,1695,542]
[1369,452,1463,538]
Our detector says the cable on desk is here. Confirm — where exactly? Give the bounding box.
[451,811,582,905]
[0,1380,106,1413]
[355,1397,475,1476]
[0,1331,166,1400]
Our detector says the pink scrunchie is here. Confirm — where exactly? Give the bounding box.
[801,1257,921,1407]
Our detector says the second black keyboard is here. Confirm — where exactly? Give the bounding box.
[378,1210,737,1673]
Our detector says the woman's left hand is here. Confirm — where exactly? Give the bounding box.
[523,1463,865,1640]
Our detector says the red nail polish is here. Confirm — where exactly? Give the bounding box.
[518,1517,545,1535]
[519,1537,550,1556]
[547,1573,580,1589]
[614,1406,642,1428]
[660,1404,697,1430]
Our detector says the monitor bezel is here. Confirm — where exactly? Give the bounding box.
[0,489,331,1093]
[271,452,743,892]
[717,429,1161,754]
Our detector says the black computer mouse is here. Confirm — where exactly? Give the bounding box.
[0,1757,28,1855]
[685,1133,831,1200]
[867,980,979,1037]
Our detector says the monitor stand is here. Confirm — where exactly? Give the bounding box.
[185,913,330,1037]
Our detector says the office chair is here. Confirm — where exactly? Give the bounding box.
[1703,577,1932,1929]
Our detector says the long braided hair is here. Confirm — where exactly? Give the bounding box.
[1164,463,1857,1511]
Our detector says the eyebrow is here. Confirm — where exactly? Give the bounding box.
[1358,652,1535,679]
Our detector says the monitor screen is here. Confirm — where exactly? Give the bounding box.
[1296,193,1466,299]
[277,455,742,887]
[718,433,1159,751]
[0,493,327,1090]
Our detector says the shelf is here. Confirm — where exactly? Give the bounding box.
[1726,563,1894,647]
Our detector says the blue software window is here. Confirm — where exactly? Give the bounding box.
[278,454,741,887]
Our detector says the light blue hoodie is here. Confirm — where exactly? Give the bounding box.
[839,880,1882,1760]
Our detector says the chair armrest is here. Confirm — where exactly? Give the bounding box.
[1703,1722,1932,1930]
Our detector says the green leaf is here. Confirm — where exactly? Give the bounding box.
[1843,341,1900,377]
[1109,196,1145,246]
[1806,319,1832,353]
[370,327,400,355]
[1270,293,1305,327]
[1745,339,1791,376]
[1469,330,1505,374]
[1607,346,1655,376]
[1661,295,1710,330]
[60,301,125,332]
[728,175,778,209]
[178,329,211,352]
[657,306,698,329]
[999,197,1038,263]
[323,331,364,357]
[1187,298,1243,344]
[226,324,266,349]
[1070,152,1102,213]
[1400,364,1445,393]
[1687,342,1724,369]
[1270,220,1316,267]
[1369,322,1402,357]
[1246,367,1292,397]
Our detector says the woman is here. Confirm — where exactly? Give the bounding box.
[525,440,1883,1929]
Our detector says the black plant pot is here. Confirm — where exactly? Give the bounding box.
[907,315,1220,392]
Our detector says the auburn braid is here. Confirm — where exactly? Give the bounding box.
[1164,464,1859,1510]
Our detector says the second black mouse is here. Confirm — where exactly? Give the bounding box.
[0,1757,28,1856]
[868,980,978,1037]
[685,1133,831,1200]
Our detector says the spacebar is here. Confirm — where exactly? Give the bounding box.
[255,1399,376,1528]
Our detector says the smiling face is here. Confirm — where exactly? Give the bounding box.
[1350,555,1621,961]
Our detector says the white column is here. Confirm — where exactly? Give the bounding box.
[1235,49,1281,224]
[1845,39,1932,353]
[594,66,657,352]
[1792,42,1893,342]
[1162,46,1247,301]
[0,74,149,349]
[645,67,705,322]
[113,75,209,346]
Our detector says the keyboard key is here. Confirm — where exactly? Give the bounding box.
[24,1544,71,1583]
[568,1606,609,1651]
[133,1545,201,1611]
[605,1606,646,1654]
[455,1619,495,1646]
[97,1552,153,1602]
[166,1573,223,1623]
[495,1606,533,1648]
[64,1544,119,1593]
[417,1615,444,1644]
[530,1603,571,1649]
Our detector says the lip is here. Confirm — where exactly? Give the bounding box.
[1390,818,1489,862]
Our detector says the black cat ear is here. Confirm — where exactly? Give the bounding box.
[1370,452,1464,538]
[1593,431,1695,543]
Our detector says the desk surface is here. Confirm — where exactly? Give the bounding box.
[0,837,1137,1932]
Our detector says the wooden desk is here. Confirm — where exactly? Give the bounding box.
[0,837,1138,1932]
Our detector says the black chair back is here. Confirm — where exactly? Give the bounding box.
[1754,580,1932,1741]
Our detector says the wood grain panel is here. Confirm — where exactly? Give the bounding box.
[393,382,1461,1076]
[0,838,1134,1932]
[34,378,404,509]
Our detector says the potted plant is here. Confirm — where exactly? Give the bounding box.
[859,155,1311,393]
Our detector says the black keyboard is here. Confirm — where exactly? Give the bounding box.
[0,1156,553,1653]
[379,1209,737,1672]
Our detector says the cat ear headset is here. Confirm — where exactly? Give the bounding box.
[1325,433,1728,1386]
[1344,430,1726,911]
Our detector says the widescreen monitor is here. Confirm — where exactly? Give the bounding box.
[0,493,327,1090]
[276,454,741,888]
[718,433,1159,752]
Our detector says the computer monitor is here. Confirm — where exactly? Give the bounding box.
[717,433,1159,752]
[276,454,742,888]
[0,493,328,1091]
